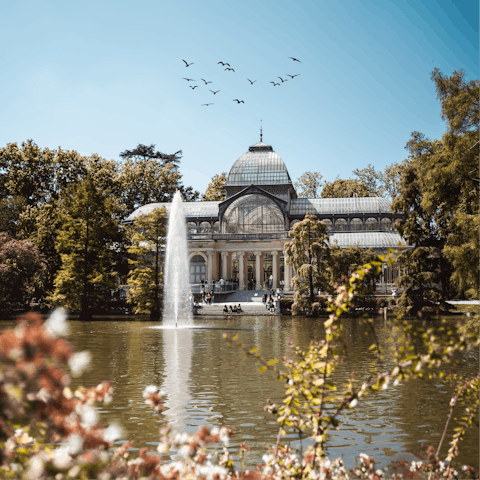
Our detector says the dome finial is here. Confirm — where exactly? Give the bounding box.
[260,119,263,142]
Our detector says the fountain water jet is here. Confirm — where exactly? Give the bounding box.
[163,191,193,326]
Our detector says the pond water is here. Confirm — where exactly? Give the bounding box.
[2,314,478,469]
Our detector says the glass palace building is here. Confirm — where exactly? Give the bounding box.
[126,137,407,293]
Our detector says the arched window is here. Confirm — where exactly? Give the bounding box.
[350,218,362,231]
[199,221,211,233]
[212,221,220,233]
[335,218,347,232]
[381,218,392,231]
[322,219,333,231]
[188,222,198,234]
[222,194,284,234]
[365,217,377,231]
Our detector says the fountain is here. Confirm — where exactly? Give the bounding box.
[163,191,193,327]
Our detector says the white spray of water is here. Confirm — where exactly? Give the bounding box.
[163,191,192,326]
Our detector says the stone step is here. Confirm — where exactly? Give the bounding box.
[195,301,278,316]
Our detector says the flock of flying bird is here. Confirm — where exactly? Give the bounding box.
[181,57,302,106]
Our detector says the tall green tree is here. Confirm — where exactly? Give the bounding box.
[202,172,226,201]
[119,144,199,213]
[284,213,330,316]
[49,176,122,319]
[393,68,479,302]
[321,178,374,198]
[294,171,325,198]
[393,138,454,315]
[126,207,167,319]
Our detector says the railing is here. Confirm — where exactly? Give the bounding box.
[188,232,289,241]
[190,282,239,294]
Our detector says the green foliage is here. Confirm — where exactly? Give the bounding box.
[393,69,479,302]
[202,172,227,201]
[126,207,167,318]
[225,255,479,477]
[48,176,122,319]
[294,171,325,198]
[119,143,199,213]
[328,244,378,289]
[0,233,46,312]
[284,213,331,315]
[352,162,409,200]
[321,178,374,198]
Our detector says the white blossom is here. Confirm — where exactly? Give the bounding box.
[68,351,91,376]
[45,308,68,337]
[350,399,358,408]
[103,423,123,443]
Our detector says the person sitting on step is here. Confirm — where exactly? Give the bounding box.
[237,304,242,312]
[223,305,228,313]
[232,305,238,313]
[229,305,233,312]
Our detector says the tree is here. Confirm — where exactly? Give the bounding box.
[393,69,479,302]
[0,140,56,206]
[351,164,383,197]
[119,144,201,213]
[294,171,325,198]
[321,178,374,198]
[202,172,227,201]
[328,244,378,288]
[0,233,46,312]
[49,176,122,319]
[392,142,454,315]
[126,207,167,319]
[284,213,330,315]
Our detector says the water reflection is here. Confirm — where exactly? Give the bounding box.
[161,328,193,431]
[2,315,475,469]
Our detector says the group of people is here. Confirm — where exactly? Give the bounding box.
[263,289,276,312]
[223,304,243,314]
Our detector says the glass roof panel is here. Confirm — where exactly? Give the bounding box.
[125,201,221,222]
[328,232,408,248]
[290,197,392,214]
[226,149,293,186]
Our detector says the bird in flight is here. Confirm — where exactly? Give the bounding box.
[278,76,288,83]
[270,81,280,86]
[247,79,256,84]
[225,67,235,72]
[288,57,301,63]
[210,89,221,94]
[218,61,230,66]
[201,103,214,106]
[183,78,196,81]
[189,85,199,89]
[201,79,212,85]
[182,59,194,67]
[286,74,300,79]
[233,99,244,104]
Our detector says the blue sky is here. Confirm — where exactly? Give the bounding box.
[1,0,478,195]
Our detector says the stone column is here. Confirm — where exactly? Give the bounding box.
[255,251,261,291]
[283,252,291,292]
[221,252,228,281]
[272,251,278,289]
[238,252,245,291]
[206,251,214,286]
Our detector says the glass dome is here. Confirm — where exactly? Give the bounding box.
[225,141,292,187]
[222,194,285,234]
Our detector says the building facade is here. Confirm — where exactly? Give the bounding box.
[126,137,407,293]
